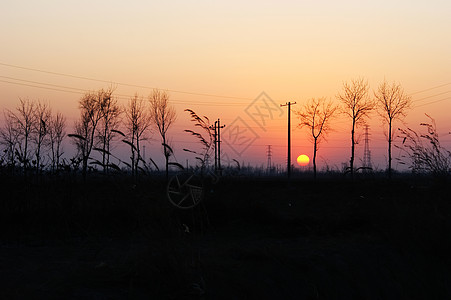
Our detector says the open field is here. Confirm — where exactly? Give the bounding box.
[1,174,451,299]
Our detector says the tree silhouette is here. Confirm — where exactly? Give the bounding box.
[72,88,113,179]
[0,109,20,170]
[47,111,66,173]
[149,89,176,181]
[296,97,337,180]
[337,78,374,178]
[32,101,51,176]
[97,92,121,173]
[6,98,36,175]
[124,94,153,178]
[374,80,412,178]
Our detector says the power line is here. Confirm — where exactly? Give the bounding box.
[0,77,248,106]
[412,90,451,103]
[413,97,451,109]
[409,82,451,95]
[4,72,447,122]
[0,62,254,100]
[3,62,451,109]
[0,79,83,95]
[0,75,88,92]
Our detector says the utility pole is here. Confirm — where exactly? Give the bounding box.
[281,102,296,179]
[213,121,217,172]
[217,118,225,175]
[210,119,225,175]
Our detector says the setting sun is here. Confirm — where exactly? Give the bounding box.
[297,154,310,167]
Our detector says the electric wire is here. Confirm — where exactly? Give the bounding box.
[411,90,451,103]
[0,62,254,100]
[2,62,451,110]
[413,97,451,109]
[0,78,248,106]
[409,82,451,95]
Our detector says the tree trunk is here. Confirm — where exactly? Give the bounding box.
[36,146,40,176]
[136,137,141,179]
[131,132,136,178]
[102,126,107,174]
[163,136,169,182]
[24,131,29,177]
[350,119,355,179]
[82,155,88,180]
[106,139,110,174]
[388,119,392,179]
[313,137,318,180]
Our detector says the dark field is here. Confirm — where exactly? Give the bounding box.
[1,174,451,299]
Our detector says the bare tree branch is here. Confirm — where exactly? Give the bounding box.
[149,89,176,180]
[124,94,152,178]
[296,97,337,179]
[337,78,374,178]
[375,79,412,178]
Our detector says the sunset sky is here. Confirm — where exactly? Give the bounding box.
[1,1,451,171]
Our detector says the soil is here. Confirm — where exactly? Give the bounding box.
[1,175,450,299]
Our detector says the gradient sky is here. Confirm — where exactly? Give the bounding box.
[1,0,451,171]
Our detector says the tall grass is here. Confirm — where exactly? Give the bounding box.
[397,114,451,178]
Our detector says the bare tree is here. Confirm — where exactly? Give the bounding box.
[296,97,337,180]
[0,110,20,169]
[149,89,176,180]
[72,107,91,176]
[47,111,66,173]
[97,93,121,173]
[71,88,112,178]
[32,101,51,175]
[337,78,374,178]
[375,80,412,178]
[7,98,37,175]
[123,94,153,178]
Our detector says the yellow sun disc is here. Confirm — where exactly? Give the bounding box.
[297,154,310,166]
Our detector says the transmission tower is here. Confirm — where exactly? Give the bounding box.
[266,145,272,173]
[362,125,372,171]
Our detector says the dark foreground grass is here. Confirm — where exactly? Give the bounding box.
[1,174,451,299]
